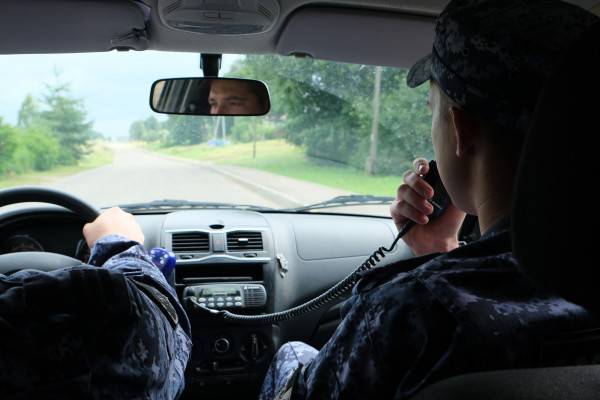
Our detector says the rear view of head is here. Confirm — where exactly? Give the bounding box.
[409,0,599,225]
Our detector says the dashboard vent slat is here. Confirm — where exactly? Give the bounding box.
[226,231,263,252]
[172,232,210,253]
[257,3,273,18]
[164,0,182,14]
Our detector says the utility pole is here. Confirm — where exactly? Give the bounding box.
[213,116,220,140]
[221,116,227,142]
[252,119,257,159]
[366,66,382,175]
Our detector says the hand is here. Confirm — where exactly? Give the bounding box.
[83,207,145,248]
[390,158,466,256]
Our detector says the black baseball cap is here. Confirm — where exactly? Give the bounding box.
[408,0,599,132]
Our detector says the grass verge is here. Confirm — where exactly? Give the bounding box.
[0,142,115,189]
[145,140,401,196]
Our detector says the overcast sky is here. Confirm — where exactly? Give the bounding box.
[0,51,241,138]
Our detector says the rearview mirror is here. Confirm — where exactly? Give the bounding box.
[150,78,270,116]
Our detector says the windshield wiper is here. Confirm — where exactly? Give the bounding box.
[286,194,395,212]
[117,199,273,212]
[117,196,393,214]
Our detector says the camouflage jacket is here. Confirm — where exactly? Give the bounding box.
[0,235,191,400]
[289,219,600,399]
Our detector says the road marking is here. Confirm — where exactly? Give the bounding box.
[143,150,303,208]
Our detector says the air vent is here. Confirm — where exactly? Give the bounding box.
[257,3,273,19]
[227,231,263,252]
[164,0,183,15]
[171,232,210,253]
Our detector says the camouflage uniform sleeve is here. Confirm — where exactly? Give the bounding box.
[0,235,192,398]
[87,235,192,399]
[89,234,168,288]
[291,275,457,399]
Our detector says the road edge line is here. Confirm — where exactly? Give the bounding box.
[143,149,303,208]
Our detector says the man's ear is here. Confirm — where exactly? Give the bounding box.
[449,106,477,158]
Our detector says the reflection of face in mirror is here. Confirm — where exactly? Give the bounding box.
[208,80,263,115]
[151,78,269,116]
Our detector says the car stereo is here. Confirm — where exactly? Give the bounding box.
[182,283,267,310]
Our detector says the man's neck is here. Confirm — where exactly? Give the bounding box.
[477,196,509,235]
[473,156,516,235]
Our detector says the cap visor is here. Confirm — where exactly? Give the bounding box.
[407,54,432,88]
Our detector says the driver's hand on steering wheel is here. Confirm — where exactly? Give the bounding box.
[83,207,145,248]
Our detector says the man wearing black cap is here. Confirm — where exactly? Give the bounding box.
[259,1,600,399]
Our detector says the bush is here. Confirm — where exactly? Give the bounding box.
[22,129,61,171]
[10,141,35,174]
[1,123,62,177]
[230,119,277,143]
[0,121,19,175]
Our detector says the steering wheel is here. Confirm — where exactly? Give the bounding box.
[0,186,100,275]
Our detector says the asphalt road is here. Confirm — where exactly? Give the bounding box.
[47,145,286,209]
[10,144,391,217]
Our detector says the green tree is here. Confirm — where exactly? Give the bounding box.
[17,94,39,128]
[0,118,19,175]
[142,116,166,142]
[229,55,432,175]
[163,115,211,146]
[40,79,94,164]
[129,120,147,141]
[144,116,160,132]
[129,116,168,142]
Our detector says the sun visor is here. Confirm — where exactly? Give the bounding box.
[0,0,148,54]
[276,7,435,69]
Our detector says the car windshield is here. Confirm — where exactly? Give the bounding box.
[0,52,432,216]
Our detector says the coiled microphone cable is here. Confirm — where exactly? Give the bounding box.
[188,161,449,324]
[188,221,415,324]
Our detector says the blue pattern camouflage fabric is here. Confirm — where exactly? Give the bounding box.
[0,235,192,399]
[260,219,600,399]
[260,342,319,400]
[407,0,599,133]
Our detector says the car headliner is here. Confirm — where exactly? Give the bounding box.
[0,0,599,69]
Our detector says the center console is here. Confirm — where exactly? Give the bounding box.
[161,210,279,397]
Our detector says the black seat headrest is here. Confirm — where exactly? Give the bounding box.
[512,23,600,310]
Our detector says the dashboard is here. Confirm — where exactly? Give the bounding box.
[0,211,91,261]
[0,206,413,399]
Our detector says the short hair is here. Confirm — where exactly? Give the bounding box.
[435,82,525,155]
[238,80,270,110]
